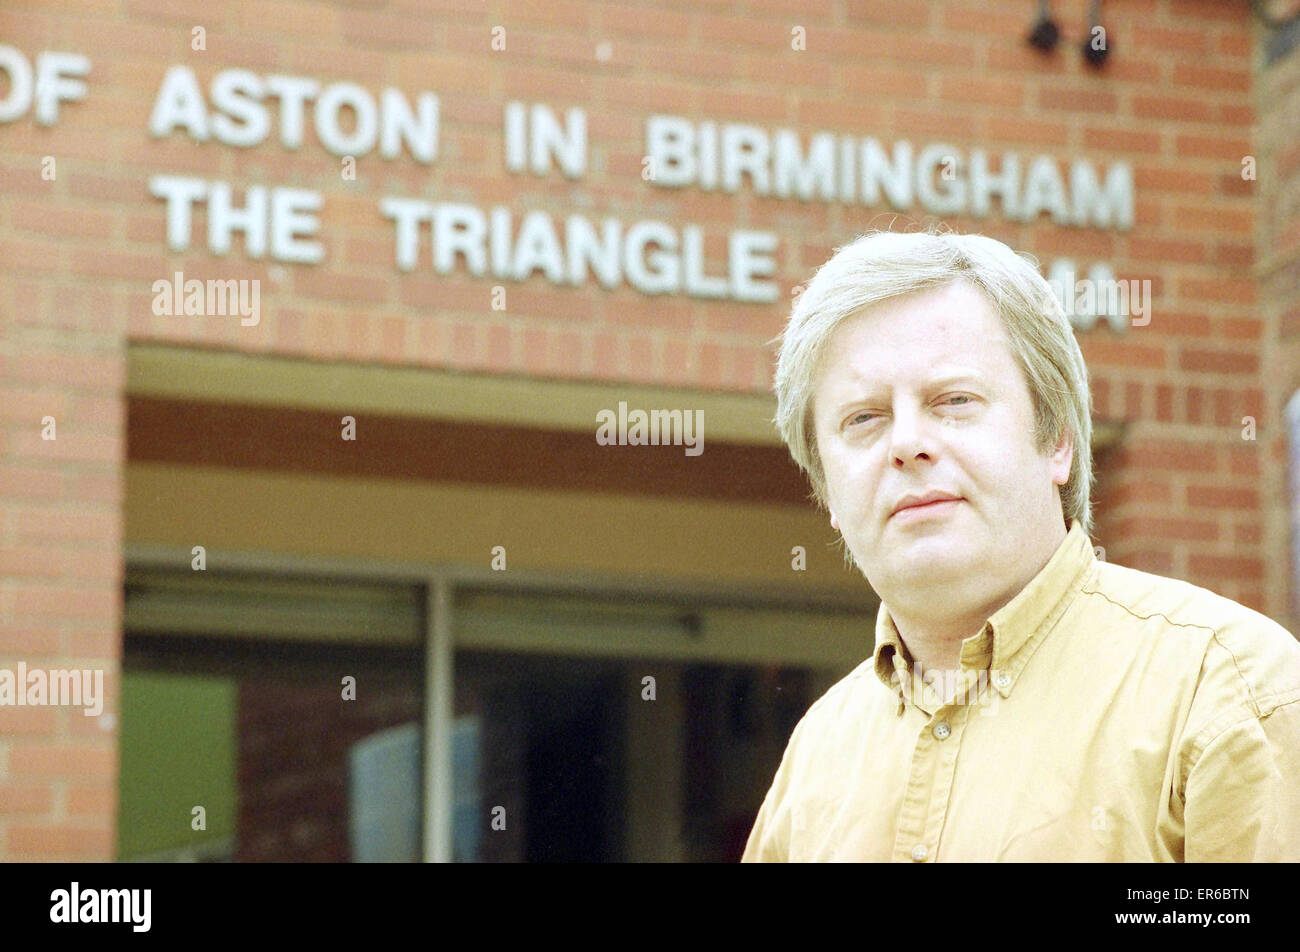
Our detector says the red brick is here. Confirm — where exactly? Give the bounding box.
[64,625,122,659]
[4,352,126,391]
[1172,63,1250,92]
[1079,338,1166,370]
[1217,317,1261,341]
[1124,381,1145,417]
[294,272,390,305]
[892,107,976,141]
[873,35,978,68]
[1216,31,1252,56]
[1172,205,1252,234]
[1212,389,1238,426]
[0,627,61,655]
[604,294,693,332]
[1218,172,1254,197]
[0,237,62,274]
[1121,442,1214,472]
[66,783,117,817]
[845,0,929,27]
[485,323,515,372]
[0,782,54,814]
[10,201,115,240]
[1227,450,1260,477]
[1132,25,1212,54]
[1092,378,1110,419]
[522,327,548,375]
[0,546,66,578]
[1179,278,1255,304]
[1082,126,1162,154]
[0,464,69,500]
[340,9,442,49]
[698,342,724,389]
[1109,549,1175,575]
[1155,385,1173,422]
[1188,554,1263,580]
[1113,516,1221,543]
[1126,239,1209,265]
[739,54,834,90]
[1187,485,1257,508]
[1213,242,1253,267]
[987,42,1068,74]
[939,3,1024,36]
[984,116,1069,147]
[9,743,116,777]
[842,65,938,100]
[1102,478,1174,509]
[1177,134,1252,162]
[1038,87,1120,114]
[1238,587,1265,611]
[0,706,57,736]
[1217,103,1253,126]
[937,76,1025,109]
[12,507,119,544]
[12,583,119,620]
[1178,348,1258,375]
[1234,522,1263,546]
[450,322,481,366]
[1132,166,1215,196]
[551,331,583,378]
[7,824,114,858]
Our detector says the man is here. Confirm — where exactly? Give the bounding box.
[742,229,1300,862]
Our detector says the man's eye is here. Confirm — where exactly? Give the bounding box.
[944,394,973,406]
[847,411,877,426]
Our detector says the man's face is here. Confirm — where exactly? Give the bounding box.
[811,279,1072,604]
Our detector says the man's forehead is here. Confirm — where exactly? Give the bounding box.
[810,282,1019,393]
[829,285,999,341]
[818,320,1013,385]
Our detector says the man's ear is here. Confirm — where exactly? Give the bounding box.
[1049,428,1073,486]
[830,510,839,531]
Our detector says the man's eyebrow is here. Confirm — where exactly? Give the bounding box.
[839,369,985,400]
[927,370,986,388]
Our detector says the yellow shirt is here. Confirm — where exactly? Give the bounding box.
[742,520,1300,862]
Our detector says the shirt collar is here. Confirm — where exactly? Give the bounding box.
[872,519,1096,697]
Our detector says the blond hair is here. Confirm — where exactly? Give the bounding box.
[773,227,1094,535]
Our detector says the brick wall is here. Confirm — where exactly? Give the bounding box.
[0,0,1281,860]
[1259,15,1300,636]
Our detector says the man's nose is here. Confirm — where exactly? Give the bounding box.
[889,405,935,468]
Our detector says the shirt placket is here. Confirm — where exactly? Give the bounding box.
[890,668,977,862]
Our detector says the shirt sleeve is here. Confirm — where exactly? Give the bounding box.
[1183,698,1300,862]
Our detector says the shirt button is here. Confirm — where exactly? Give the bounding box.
[995,672,1011,689]
[911,844,928,862]
[932,722,951,740]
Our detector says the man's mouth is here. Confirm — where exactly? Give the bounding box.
[890,497,963,520]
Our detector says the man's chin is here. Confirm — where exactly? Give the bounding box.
[869,539,970,583]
